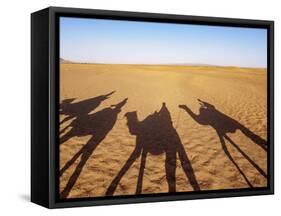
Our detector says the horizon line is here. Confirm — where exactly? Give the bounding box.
[60,58,266,69]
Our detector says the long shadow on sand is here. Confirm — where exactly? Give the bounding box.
[60,91,115,136]
[106,103,200,196]
[59,93,127,199]
[179,99,267,187]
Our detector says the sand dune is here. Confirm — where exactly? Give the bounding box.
[59,63,267,199]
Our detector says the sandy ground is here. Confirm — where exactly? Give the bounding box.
[59,63,267,199]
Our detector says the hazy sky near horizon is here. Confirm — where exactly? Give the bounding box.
[60,17,267,67]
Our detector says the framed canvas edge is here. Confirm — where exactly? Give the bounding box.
[44,6,274,209]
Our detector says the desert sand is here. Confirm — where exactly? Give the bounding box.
[59,63,267,199]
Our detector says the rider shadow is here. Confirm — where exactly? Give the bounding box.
[60,91,115,135]
[179,99,267,187]
[59,96,128,199]
[106,103,200,196]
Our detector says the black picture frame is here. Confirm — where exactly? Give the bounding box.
[31,6,274,208]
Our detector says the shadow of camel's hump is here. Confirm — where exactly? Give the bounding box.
[132,109,182,155]
[106,103,200,196]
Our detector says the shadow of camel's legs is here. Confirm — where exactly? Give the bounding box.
[165,150,176,192]
[60,129,76,145]
[239,126,267,151]
[106,147,142,196]
[136,150,147,194]
[60,124,71,135]
[60,146,85,177]
[60,137,99,199]
[224,134,267,178]
[60,150,91,199]
[218,133,253,188]
[177,145,200,191]
[60,115,75,125]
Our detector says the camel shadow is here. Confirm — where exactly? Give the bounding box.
[179,99,267,187]
[59,94,127,199]
[60,91,115,136]
[106,103,200,196]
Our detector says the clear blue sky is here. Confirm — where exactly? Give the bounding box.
[60,17,267,68]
